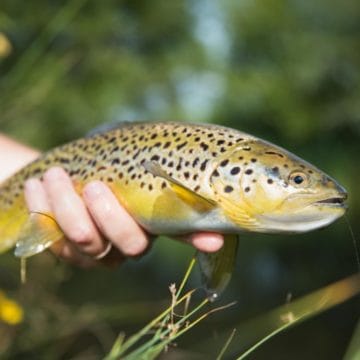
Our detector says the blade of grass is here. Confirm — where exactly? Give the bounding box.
[145,301,236,358]
[122,297,209,360]
[234,273,360,359]
[216,329,236,360]
[343,317,360,360]
[103,289,196,360]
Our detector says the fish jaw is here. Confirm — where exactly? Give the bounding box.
[255,191,347,233]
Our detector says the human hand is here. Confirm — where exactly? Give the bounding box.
[24,167,224,267]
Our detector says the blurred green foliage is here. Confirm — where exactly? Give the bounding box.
[0,0,359,359]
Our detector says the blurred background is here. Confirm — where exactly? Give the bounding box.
[0,0,359,359]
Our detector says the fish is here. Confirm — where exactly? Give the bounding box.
[0,122,348,298]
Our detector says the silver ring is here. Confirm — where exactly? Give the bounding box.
[94,242,113,260]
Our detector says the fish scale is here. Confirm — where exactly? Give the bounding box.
[0,121,347,297]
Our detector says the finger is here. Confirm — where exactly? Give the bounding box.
[24,178,92,265]
[24,178,52,213]
[43,167,106,256]
[181,232,224,253]
[83,181,149,257]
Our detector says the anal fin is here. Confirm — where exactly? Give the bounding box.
[14,212,64,258]
[197,234,239,301]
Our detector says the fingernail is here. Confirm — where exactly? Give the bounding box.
[191,233,224,253]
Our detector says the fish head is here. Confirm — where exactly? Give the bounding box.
[209,139,347,233]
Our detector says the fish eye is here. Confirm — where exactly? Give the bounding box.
[288,171,309,187]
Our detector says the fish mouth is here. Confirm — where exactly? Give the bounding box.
[314,195,347,208]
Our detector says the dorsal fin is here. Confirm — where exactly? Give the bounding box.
[86,121,149,137]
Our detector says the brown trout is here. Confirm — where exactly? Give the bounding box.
[0,122,347,297]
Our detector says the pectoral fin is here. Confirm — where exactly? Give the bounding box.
[14,212,64,258]
[197,234,239,301]
[143,160,217,212]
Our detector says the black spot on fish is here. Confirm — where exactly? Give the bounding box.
[177,142,188,151]
[192,157,200,167]
[200,159,208,171]
[184,171,190,179]
[212,169,220,177]
[110,146,119,154]
[151,155,160,162]
[251,158,257,163]
[244,187,250,192]
[220,159,229,167]
[265,151,284,158]
[217,139,225,146]
[200,142,209,151]
[224,185,234,193]
[230,167,240,175]
[132,150,141,160]
[267,178,274,184]
[111,158,120,165]
[245,169,253,175]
